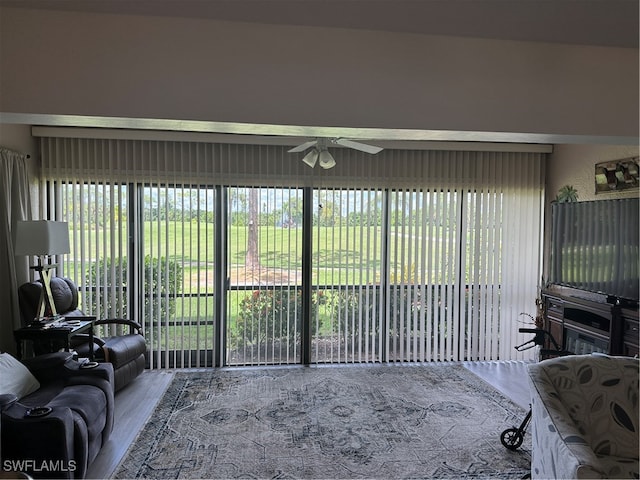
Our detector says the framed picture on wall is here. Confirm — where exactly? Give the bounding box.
[594,157,639,194]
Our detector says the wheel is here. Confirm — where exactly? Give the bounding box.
[500,427,524,450]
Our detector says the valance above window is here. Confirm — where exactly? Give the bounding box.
[38,137,544,191]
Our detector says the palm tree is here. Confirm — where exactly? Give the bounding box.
[246,187,260,269]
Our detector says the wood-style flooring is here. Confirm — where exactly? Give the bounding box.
[86,360,533,479]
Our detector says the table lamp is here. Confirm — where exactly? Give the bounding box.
[14,220,70,320]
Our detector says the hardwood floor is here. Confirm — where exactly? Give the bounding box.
[86,361,533,479]
[86,370,175,479]
[463,360,533,410]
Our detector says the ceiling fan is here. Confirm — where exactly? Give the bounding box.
[288,138,383,169]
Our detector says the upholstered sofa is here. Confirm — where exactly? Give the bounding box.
[527,354,639,479]
[19,276,146,391]
[0,352,114,479]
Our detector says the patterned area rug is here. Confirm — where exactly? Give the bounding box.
[114,364,531,479]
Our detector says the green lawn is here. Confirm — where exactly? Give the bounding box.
[69,222,455,278]
[69,220,460,353]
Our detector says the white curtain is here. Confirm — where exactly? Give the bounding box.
[0,147,32,354]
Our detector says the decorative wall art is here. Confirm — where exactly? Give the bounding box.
[595,156,639,194]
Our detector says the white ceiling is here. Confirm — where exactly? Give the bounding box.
[2,0,638,48]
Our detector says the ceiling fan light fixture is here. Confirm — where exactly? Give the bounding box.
[302,149,319,168]
[292,137,382,169]
[318,149,336,169]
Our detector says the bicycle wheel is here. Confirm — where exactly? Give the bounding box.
[500,427,524,450]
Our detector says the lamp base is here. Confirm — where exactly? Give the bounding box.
[30,263,59,318]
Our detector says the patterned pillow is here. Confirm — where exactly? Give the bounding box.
[548,355,639,460]
[0,353,40,399]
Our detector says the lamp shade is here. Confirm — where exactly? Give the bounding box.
[318,150,336,169]
[14,221,70,256]
[302,149,319,168]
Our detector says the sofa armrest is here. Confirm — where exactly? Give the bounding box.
[1,404,78,479]
[64,364,115,442]
[23,353,115,394]
[63,360,114,386]
[528,364,607,479]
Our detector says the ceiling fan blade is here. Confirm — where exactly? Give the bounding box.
[334,138,383,154]
[288,140,318,153]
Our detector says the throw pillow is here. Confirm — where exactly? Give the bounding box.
[0,353,40,399]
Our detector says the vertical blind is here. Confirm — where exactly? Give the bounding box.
[37,136,544,367]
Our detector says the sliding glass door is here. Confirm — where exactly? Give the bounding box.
[386,189,461,362]
[54,182,530,367]
[311,188,385,363]
[141,185,216,369]
[226,187,303,366]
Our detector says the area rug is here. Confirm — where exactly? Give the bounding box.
[114,364,531,479]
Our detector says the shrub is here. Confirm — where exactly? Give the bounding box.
[235,288,321,346]
[84,256,183,323]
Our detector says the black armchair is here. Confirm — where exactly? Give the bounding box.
[18,277,146,391]
[0,351,114,479]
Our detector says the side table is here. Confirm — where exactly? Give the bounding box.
[14,317,96,360]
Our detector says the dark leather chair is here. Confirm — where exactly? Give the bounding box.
[18,277,146,391]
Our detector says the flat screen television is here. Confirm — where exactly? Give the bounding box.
[550,197,639,305]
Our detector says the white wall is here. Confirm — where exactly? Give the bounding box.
[0,6,638,140]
